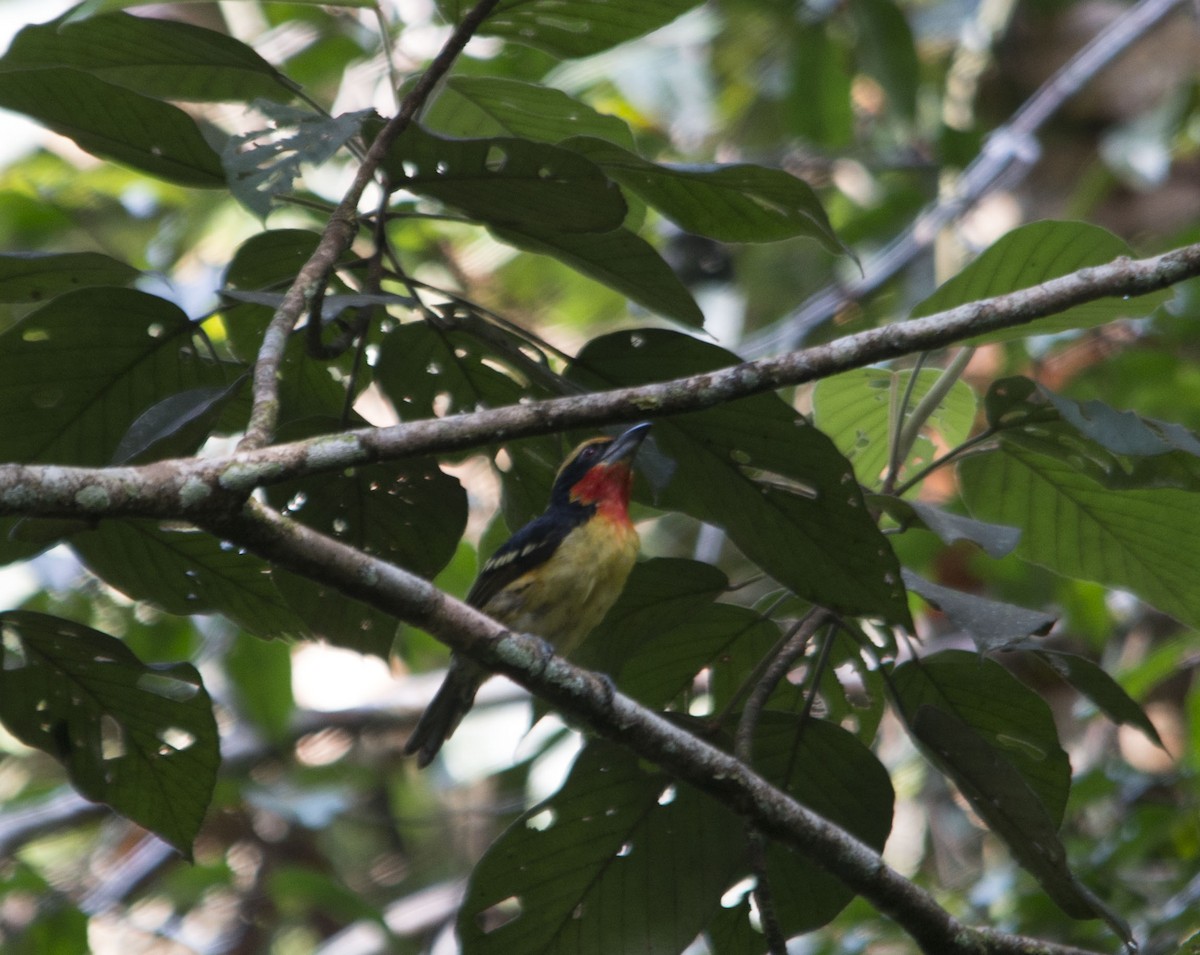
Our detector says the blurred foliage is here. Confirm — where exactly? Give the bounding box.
[0,0,1197,953]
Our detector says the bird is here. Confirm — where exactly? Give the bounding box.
[404,422,651,768]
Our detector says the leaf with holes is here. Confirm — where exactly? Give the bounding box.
[902,569,1056,652]
[382,125,627,234]
[438,0,703,58]
[911,221,1172,342]
[0,252,140,303]
[0,611,219,857]
[0,288,225,466]
[70,521,303,638]
[0,68,224,187]
[459,739,744,954]
[569,330,911,625]
[812,366,977,488]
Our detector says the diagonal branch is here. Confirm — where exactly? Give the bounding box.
[238,0,502,451]
[189,497,1108,955]
[1,239,1197,521]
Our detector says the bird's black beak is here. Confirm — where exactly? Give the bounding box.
[601,422,652,466]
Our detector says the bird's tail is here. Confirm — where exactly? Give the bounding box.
[405,656,485,768]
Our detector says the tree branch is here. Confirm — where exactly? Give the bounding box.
[238,0,502,450]
[180,498,1107,955]
[2,240,1197,520]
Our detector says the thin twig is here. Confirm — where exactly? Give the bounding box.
[238,0,503,450]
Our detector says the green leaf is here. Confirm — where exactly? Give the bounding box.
[0,288,224,465]
[0,252,140,303]
[902,569,1056,652]
[426,77,636,148]
[788,22,853,147]
[66,0,376,18]
[458,739,744,954]
[911,221,1172,342]
[438,0,704,58]
[910,704,1129,938]
[570,330,911,625]
[875,496,1020,558]
[266,453,467,655]
[1036,650,1164,748]
[562,137,842,251]
[494,224,704,325]
[0,611,219,857]
[383,125,627,234]
[70,521,303,638]
[0,69,225,187]
[958,438,1200,628]
[1044,390,1200,458]
[754,713,894,934]
[226,632,294,744]
[812,367,977,488]
[893,650,1070,823]
[111,378,246,464]
[0,13,296,102]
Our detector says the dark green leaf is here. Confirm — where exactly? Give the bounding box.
[562,136,841,251]
[438,0,704,58]
[811,366,976,488]
[111,378,246,464]
[0,288,224,465]
[266,454,467,655]
[426,77,636,147]
[902,569,1056,651]
[0,611,219,857]
[71,521,303,638]
[892,650,1070,823]
[0,69,225,187]
[1036,650,1164,748]
[911,221,1172,342]
[0,13,296,102]
[383,125,627,234]
[911,705,1130,939]
[569,331,911,625]
[0,252,140,303]
[1044,390,1200,458]
[959,440,1200,628]
[459,739,744,954]
[754,713,894,934]
[901,500,1021,559]
[494,224,704,325]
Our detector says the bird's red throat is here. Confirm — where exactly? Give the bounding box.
[571,464,634,524]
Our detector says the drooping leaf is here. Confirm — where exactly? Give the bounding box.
[438,0,704,58]
[493,224,704,326]
[569,330,911,625]
[561,137,841,251]
[910,705,1130,939]
[911,221,1172,342]
[892,650,1070,824]
[753,713,895,934]
[0,252,140,303]
[958,438,1200,628]
[1036,650,1164,748]
[0,69,225,187]
[459,739,744,954]
[0,12,297,103]
[0,611,219,857]
[0,288,224,465]
[848,0,918,121]
[426,76,636,148]
[382,125,627,234]
[902,569,1056,652]
[1044,390,1200,458]
[111,378,246,464]
[896,499,1021,559]
[812,366,977,488]
[70,521,303,638]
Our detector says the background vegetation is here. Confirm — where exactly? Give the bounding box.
[0,0,1198,953]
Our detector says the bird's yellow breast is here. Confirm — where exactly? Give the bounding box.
[479,514,639,656]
